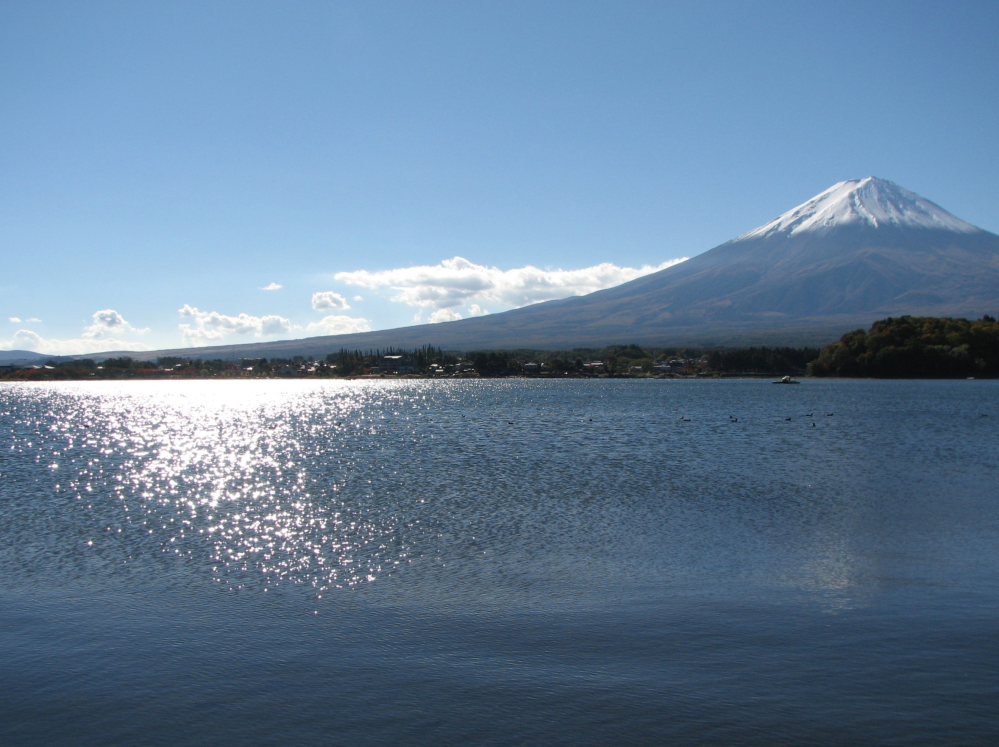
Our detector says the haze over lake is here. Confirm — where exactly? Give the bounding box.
[1,379,997,745]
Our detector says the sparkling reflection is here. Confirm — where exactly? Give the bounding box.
[2,378,996,612]
[1,381,443,593]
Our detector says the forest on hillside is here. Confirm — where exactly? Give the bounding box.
[809,316,999,378]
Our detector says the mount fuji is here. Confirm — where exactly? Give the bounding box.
[492,175,999,346]
[124,177,999,359]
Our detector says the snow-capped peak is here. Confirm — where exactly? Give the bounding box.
[736,177,981,240]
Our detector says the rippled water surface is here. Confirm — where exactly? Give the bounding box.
[1,379,997,745]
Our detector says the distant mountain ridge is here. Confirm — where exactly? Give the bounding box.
[35,177,999,360]
[0,350,54,365]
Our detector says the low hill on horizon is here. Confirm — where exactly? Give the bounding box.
[0,349,56,366]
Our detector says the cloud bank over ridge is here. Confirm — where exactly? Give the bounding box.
[178,304,371,346]
[334,256,687,318]
[178,305,295,346]
[2,257,688,354]
[1,310,151,355]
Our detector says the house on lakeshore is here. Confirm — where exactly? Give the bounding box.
[381,355,416,374]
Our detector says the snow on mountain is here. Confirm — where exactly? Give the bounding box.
[737,177,982,240]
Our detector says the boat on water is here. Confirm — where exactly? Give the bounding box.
[773,375,800,384]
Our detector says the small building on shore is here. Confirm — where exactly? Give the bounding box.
[382,355,416,374]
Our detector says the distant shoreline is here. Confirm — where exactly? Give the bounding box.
[5,315,998,379]
[2,373,994,383]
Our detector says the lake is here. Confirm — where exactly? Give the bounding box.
[1,379,997,745]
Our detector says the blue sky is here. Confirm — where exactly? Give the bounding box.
[2,0,998,354]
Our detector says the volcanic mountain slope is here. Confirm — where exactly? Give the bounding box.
[118,177,999,359]
[486,177,999,344]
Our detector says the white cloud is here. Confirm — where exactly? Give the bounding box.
[9,317,21,323]
[428,308,463,323]
[334,255,688,317]
[261,282,282,291]
[353,295,363,302]
[0,309,150,355]
[177,304,370,345]
[424,305,488,323]
[26,317,41,323]
[178,304,295,346]
[311,291,350,311]
[304,315,372,335]
[1,328,152,356]
[83,309,149,339]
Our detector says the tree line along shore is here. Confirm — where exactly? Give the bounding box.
[2,316,998,381]
[809,315,999,378]
[0,344,819,381]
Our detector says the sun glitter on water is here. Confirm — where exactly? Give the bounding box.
[3,380,443,595]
